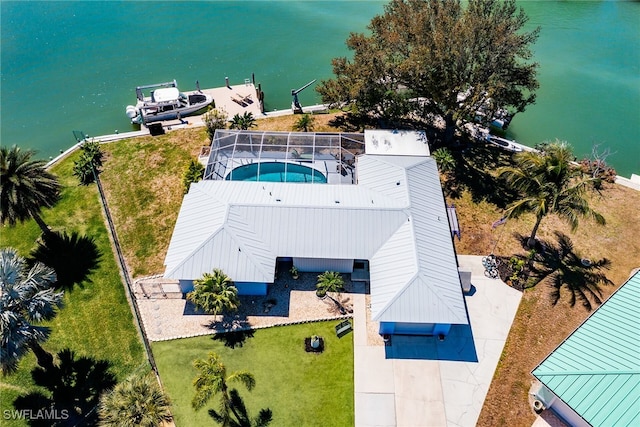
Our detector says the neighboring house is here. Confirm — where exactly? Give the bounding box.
[531,270,640,427]
[164,129,468,337]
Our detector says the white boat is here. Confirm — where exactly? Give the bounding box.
[125,80,213,125]
[486,135,524,152]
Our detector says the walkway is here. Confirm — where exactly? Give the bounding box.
[353,255,522,427]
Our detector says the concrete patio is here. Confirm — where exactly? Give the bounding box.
[354,255,522,427]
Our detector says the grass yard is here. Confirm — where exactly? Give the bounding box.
[0,151,146,426]
[151,321,354,427]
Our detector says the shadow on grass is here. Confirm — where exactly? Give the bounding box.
[208,389,272,427]
[13,348,116,426]
[29,231,101,292]
[328,111,373,132]
[445,143,520,208]
[520,232,614,311]
[212,329,255,349]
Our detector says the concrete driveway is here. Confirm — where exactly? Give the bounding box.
[353,255,522,427]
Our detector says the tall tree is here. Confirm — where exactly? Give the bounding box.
[192,352,256,425]
[0,145,61,234]
[317,0,539,142]
[187,269,240,318]
[0,248,62,374]
[98,373,173,427]
[498,140,605,248]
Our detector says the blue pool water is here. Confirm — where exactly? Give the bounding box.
[226,162,327,183]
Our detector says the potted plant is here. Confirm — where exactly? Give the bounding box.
[289,266,299,280]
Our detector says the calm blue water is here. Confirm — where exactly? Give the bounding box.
[2,1,638,176]
[225,161,327,183]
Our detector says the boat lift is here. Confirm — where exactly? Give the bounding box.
[291,79,316,114]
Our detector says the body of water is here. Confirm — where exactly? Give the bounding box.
[1,1,638,176]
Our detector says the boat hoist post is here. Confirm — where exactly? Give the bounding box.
[291,79,316,114]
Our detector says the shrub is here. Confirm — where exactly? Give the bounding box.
[73,139,104,185]
[202,108,228,141]
[182,159,204,193]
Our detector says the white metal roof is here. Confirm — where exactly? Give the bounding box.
[364,129,430,156]
[164,130,467,326]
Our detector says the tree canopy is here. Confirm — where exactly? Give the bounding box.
[187,269,240,317]
[98,373,173,427]
[317,0,539,142]
[0,248,62,374]
[498,140,605,248]
[0,145,61,234]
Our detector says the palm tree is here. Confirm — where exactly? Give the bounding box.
[528,232,613,311]
[98,374,173,427]
[293,114,315,132]
[498,140,605,248]
[192,352,256,425]
[316,271,345,297]
[230,112,256,130]
[187,269,240,317]
[0,248,62,374]
[0,145,61,234]
[432,148,456,175]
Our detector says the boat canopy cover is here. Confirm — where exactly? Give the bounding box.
[153,87,180,103]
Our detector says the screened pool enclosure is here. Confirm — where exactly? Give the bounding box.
[204,130,366,184]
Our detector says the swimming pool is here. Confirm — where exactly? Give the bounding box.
[225,162,327,183]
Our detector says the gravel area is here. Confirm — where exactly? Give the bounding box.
[365,294,385,346]
[134,272,355,341]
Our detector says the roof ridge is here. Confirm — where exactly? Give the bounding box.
[224,209,276,280]
[535,370,640,376]
[165,226,227,278]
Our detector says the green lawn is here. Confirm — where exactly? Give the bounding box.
[0,151,147,426]
[152,321,354,427]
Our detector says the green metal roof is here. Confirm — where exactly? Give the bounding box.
[532,270,640,426]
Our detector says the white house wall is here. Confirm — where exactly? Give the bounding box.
[293,258,354,273]
[548,394,591,427]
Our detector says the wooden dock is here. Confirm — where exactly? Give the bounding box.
[190,80,263,120]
